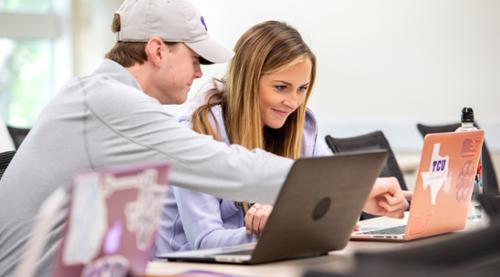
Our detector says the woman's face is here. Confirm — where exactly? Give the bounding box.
[258,58,312,129]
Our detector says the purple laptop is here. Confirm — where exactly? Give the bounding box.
[52,161,170,277]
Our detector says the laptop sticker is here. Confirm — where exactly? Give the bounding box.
[53,162,170,277]
[81,255,129,277]
[421,143,449,205]
[123,169,165,250]
[456,160,476,202]
[63,173,107,265]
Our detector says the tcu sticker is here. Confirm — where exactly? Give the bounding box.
[420,143,449,205]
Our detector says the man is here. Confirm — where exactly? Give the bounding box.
[0,0,409,275]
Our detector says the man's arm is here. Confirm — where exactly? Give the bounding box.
[363,177,411,218]
[86,83,293,204]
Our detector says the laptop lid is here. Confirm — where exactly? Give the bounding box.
[52,161,170,277]
[159,150,388,264]
[405,130,484,240]
[250,151,388,264]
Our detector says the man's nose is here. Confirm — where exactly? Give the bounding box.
[194,63,203,78]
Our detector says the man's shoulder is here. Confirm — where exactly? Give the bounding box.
[82,74,158,111]
[85,74,140,96]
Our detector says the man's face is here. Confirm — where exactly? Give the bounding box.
[153,43,203,104]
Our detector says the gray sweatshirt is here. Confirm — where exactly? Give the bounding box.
[0,59,293,276]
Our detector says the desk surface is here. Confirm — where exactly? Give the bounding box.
[146,235,458,277]
[147,215,488,277]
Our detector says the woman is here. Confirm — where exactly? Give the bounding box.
[154,21,406,253]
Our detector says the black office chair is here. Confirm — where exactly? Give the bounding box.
[325,131,408,220]
[7,125,30,149]
[325,131,408,191]
[479,194,500,221]
[0,150,15,180]
[416,122,499,196]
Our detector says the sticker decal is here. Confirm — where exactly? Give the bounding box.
[455,160,475,202]
[81,255,129,277]
[103,220,123,254]
[63,173,107,265]
[420,143,449,205]
[102,169,165,250]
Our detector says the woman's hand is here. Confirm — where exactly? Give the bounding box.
[244,203,273,236]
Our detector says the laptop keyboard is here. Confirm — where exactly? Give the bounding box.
[219,249,254,256]
[360,225,406,235]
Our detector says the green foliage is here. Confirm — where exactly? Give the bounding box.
[12,40,51,127]
[0,0,53,127]
[0,0,50,13]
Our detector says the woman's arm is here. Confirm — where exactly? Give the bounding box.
[173,187,255,249]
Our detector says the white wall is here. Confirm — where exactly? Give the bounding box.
[189,0,500,152]
[72,0,500,152]
[72,0,122,75]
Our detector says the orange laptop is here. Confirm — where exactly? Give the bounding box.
[352,130,484,241]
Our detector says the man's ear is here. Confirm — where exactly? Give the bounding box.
[145,37,165,67]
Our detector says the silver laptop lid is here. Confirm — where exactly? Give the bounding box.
[250,150,388,263]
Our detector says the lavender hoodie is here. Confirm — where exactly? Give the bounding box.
[154,84,331,254]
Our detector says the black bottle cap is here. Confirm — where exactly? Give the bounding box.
[461,107,474,123]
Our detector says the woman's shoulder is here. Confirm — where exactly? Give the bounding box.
[177,80,222,125]
[177,80,230,144]
[301,108,332,157]
[303,108,319,135]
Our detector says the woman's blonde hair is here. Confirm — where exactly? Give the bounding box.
[192,21,316,159]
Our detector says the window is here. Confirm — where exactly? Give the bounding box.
[0,0,51,13]
[0,0,71,127]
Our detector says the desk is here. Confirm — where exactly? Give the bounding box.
[146,212,488,277]
[146,236,453,277]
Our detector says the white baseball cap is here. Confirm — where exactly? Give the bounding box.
[115,0,234,64]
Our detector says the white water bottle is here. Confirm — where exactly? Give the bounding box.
[455,107,483,220]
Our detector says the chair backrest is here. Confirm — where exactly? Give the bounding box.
[478,194,500,221]
[325,131,408,191]
[7,126,30,149]
[0,150,16,180]
[325,132,407,219]
[416,122,499,196]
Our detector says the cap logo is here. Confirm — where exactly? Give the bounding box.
[200,16,208,31]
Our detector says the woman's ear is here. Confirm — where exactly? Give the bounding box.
[145,37,165,67]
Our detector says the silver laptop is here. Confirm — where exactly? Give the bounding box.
[156,150,388,264]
